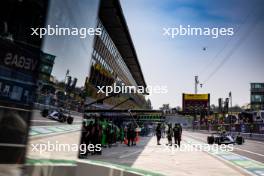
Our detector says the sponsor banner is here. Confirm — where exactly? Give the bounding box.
[182,93,210,114]
[0,39,40,107]
[184,94,209,100]
[0,39,39,75]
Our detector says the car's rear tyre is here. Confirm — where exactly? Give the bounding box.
[67,116,73,124]
[207,136,214,144]
[236,136,244,145]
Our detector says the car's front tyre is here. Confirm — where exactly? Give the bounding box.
[236,136,244,145]
[41,109,49,117]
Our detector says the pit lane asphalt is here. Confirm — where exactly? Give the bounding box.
[30,111,264,163]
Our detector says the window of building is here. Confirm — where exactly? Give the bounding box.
[251,95,263,102]
[252,83,264,89]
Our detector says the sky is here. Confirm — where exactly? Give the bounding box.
[120,0,264,109]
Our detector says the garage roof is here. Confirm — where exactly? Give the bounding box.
[99,0,147,88]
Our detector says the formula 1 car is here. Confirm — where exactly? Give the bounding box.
[41,109,74,124]
[207,132,244,145]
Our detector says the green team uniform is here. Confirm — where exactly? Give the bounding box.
[100,120,107,146]
[120,128,124,142]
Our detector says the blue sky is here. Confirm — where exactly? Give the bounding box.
[120,0,264,109]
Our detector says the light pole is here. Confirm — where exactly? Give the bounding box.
[229,91,232,114]
[195,76,198,94]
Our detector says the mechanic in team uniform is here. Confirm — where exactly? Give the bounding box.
[130,124,137,146]
[120,126,125,144]
[167,124,173,146]
[106,124,112,147]
[80,121,87,157]
[156,123,162,145]
[173,123,182,147]
[91,119,102,155]
[101,119,107,147]
[127,123,133,146]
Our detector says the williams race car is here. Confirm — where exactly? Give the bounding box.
[207,132,244,145]
[41,109,74,124]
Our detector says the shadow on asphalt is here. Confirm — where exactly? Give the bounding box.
[81,135,155,167]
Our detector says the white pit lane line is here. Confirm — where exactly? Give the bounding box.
[234,148,264,158]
